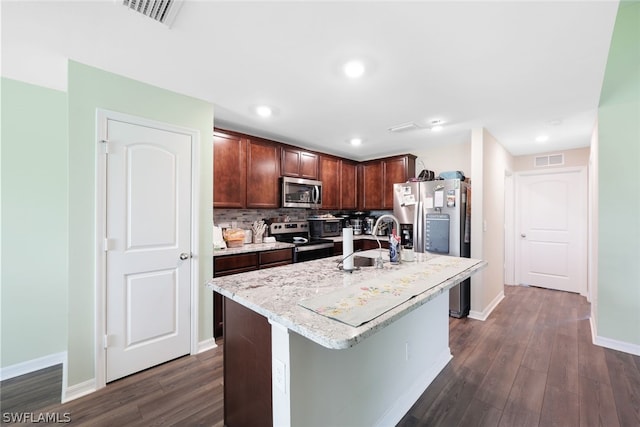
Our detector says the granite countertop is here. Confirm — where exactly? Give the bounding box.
[206,250,487,349]
[213,241,294,256]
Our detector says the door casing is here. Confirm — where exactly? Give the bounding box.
[94,109,201,390]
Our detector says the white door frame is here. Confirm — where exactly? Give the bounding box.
[514,166,588,296]
[95,109,201,389]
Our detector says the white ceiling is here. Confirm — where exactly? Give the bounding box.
[2,1,619,160]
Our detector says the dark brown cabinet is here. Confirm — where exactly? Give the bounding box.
[246,139,281,208]
[319,155,358,211]
[341,160,358,210]
[358,155,416,210]
[281,147,318,179]
[213,131,247,208]
[359,161,383,210]
[213,248,293,338]
[318,155,340,210]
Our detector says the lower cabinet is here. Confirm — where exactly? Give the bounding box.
[224,298,272,427]
[213,248,293,338]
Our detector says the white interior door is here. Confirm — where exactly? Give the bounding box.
[105,118,192,382]
[516,168,587,294]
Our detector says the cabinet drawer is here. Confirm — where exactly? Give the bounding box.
[214,253,258,277]
[259,248,293,266]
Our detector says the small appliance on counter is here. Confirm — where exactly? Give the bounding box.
[307,214,342,237]
[363,217,375,235]
[351,218,363,235]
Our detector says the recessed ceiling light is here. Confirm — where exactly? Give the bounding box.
[344,60,365,79]
[430,119,445,132]
[255,105,272,118]
[536,135,549,143]
[349,137,363,146]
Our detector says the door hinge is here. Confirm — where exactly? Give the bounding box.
[99,139,109,154]
[104,238,114,252]
[103,334,110,349]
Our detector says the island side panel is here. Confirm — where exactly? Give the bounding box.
[286,291,451,427]
[223,297,273,427]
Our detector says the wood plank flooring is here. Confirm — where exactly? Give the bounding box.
[2,285,639,426]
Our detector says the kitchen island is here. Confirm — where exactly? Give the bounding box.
[207,250,486,427]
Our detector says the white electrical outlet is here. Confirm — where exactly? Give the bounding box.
[231,221,238,228]
[274,358,286,393]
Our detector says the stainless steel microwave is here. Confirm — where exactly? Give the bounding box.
[281,177,322,208]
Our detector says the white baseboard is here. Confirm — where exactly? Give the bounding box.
[0,352,66,381]
[468,290,505,321]
[197,337,218,353]
[590,316,640,356]
[62,378,96,403]
[374,348,452,427]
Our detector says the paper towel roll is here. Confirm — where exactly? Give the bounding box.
[343,228,354,271]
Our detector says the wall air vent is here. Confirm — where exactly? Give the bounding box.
[534,153,564,167]
[388,122,421,133]
[122,0,183,27]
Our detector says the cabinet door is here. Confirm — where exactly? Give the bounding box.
[247,139,281,208]
[281,147,300,177]
[300,151,318,179]
[383,157,409,210]
[341,160,358,210]
[213,132,246,208]
[382,155,416,209]
[319,155,340,210]
[359,161,383,210]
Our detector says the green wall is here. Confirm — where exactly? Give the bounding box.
[67,61,214,386]
[1,61,214,386]
[597,2,640,345]
[1,78,69,366]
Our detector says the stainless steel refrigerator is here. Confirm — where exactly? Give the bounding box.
[393,179,471,317]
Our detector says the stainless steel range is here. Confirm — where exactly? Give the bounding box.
[269,221,335,263]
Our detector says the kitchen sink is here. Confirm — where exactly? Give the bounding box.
[353,256,379,268]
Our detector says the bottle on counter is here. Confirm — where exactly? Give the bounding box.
[389,228,400,264]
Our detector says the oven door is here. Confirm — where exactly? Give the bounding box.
[294,242,334,263]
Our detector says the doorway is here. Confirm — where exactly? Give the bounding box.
[96,110,198,384]
[515,167,587,295]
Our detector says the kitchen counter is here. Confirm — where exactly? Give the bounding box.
[207,251,485,349]
[213,241,294,256]
[207,251,487,427]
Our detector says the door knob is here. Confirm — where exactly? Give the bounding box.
[520,233,526,238]
[179,252,190,260]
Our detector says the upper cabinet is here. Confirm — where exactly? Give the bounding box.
[319,155,358,211]
[318,155,340,210]
[359,154,416,210]
[281,147,318,179]
[213,128,415,211]
[340,160,358,210]
[246,138,281,209]
[213,131,247,208]
[382,155,416,209]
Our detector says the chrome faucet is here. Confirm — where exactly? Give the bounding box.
[373,214,401,268]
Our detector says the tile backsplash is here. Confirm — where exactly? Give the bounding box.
[214,208,392,231]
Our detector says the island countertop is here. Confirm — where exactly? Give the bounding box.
[206,251,487,350]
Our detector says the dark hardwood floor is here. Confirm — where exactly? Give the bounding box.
[2,285,639,426]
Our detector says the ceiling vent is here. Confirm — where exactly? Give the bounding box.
[534,153,564,167]
[122,0,183,27]
[387,122,421,133]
